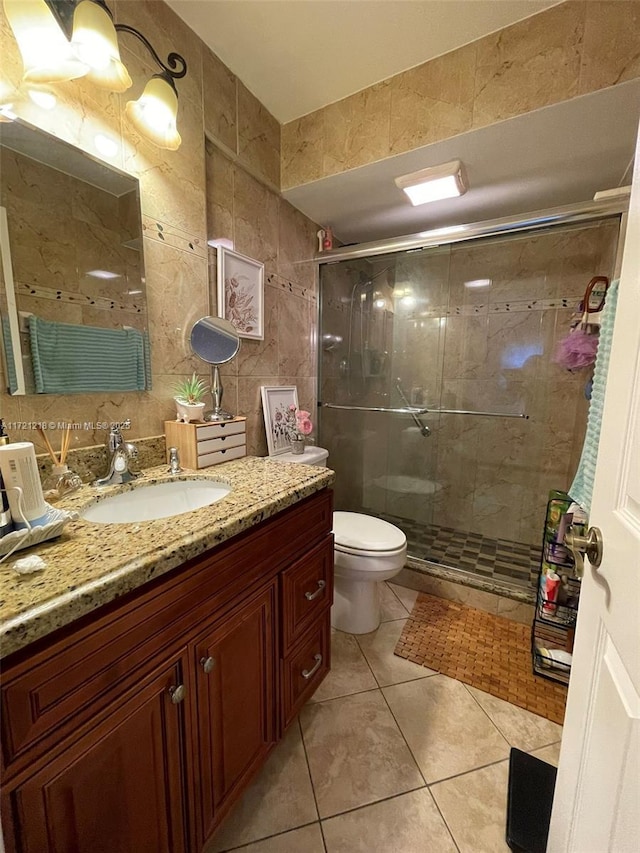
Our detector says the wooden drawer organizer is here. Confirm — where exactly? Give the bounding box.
[165,418,246,469]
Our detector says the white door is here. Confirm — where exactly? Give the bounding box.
[547,129,640,850]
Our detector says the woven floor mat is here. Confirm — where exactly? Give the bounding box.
[394,593,567,725]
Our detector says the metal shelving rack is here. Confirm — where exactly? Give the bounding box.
[531,491,582,686]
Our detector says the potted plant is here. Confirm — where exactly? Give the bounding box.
[173,372,209,423]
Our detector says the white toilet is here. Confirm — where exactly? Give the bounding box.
[274,446,408,634]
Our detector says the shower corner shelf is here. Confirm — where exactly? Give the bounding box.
[531,491,582,687]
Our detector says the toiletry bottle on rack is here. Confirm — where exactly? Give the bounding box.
[0,420,13,537]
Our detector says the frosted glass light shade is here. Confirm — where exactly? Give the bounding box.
[71,0,132,92]
[125,76,181,151]
[395,160,467,206]
[3,0,89,83]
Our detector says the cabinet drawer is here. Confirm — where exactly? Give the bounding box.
[281,537,333,654]
[281,613,331,730]
[197,444,246,468]
[196,421,245,440]
[197,433,245,455]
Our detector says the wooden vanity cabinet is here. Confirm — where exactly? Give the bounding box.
[1,488,333,853]
[8,652,192,853]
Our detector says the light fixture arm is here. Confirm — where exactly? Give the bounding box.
[114,24,187,84]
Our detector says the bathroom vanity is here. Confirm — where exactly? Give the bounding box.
[0,458,334,852]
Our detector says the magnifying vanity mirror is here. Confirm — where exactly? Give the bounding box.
[190,316,241,421]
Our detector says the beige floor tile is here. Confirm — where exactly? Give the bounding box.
[383,675,510,783]
[380,582,410,620]
[309,629,377,703]
[466,685,563,752]
[530,741,562,767]
[388,582,419,613]
[356,619,435,687]
[431,760,511,853]
[227,823,325,853]
[206,722,317,852]
[300,689,424,818]
[322,788,456,853]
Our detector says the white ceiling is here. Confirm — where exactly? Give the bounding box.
[166,0,557,123]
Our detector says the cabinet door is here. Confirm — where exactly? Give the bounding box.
[8,655,190,853]
[195,582,276,840]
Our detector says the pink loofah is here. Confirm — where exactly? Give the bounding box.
[554,329,599,370]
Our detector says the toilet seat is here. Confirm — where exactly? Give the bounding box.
[333,511,406,555]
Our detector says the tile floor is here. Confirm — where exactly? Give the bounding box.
[206,583,562,853]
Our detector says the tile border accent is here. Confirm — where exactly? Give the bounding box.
[14,280,143,316]
[142,215,208,258]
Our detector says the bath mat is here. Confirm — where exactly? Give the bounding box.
[394,593,567,724]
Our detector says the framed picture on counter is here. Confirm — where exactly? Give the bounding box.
[260,385,299,456]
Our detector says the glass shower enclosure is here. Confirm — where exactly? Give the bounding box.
[318,216,621,592]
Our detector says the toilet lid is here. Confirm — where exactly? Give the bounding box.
[273,447,329,465]
[333,511,406,553]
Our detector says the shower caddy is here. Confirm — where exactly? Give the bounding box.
[531,490,583,686]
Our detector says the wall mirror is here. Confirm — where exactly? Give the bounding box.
[0,117,149,395]
[190,315,240,421]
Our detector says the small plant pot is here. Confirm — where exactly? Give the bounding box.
[174,398,206,423]
[290,437,305,455]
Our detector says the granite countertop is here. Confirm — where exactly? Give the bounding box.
[0,456,334,659]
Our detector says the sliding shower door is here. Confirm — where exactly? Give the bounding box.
[319,218,620,591]
[319,246,450,531]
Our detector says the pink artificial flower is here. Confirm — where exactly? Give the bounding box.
[295,410,311,421]
[289,404,297,411]
[298,418,313,435]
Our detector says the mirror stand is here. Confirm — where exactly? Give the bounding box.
[190,316,241,422]
[205,365,234,421]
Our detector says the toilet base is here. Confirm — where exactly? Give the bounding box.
[331,577,383,634]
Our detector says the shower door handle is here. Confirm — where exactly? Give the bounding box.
[321,403,430,415]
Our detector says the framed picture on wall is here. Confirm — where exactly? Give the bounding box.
[217,247,264,340]
[260,385,299,456]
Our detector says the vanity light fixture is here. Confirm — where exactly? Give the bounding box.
[395,160,467,206]
[3,0,187,150]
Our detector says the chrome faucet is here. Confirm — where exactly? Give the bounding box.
[95,420,139,486]
[168,446,182,474]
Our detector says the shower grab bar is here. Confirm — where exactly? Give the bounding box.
[321,403,528,419]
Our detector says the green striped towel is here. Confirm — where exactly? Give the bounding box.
[1,314,19,394]
[29,315,151,394]
[569,280,619,513]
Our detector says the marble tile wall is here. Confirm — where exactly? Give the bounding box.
[282,0,640,188]
[319,219,619,546]
[0,0,315,458]
[205,143,318,457]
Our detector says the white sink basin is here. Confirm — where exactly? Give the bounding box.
[82,479,232,524]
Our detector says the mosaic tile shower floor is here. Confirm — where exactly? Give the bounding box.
[379,515,541,589]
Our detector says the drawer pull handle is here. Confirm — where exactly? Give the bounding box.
[305,580,326,601]
[168,684,186,704]
[200,656,215,674]
[302,654,322,679]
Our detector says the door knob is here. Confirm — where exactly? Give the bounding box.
[564,525,603,577]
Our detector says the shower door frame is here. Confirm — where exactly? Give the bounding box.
[315,195,629,593]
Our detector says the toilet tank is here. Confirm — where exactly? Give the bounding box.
[273,447,329,467]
